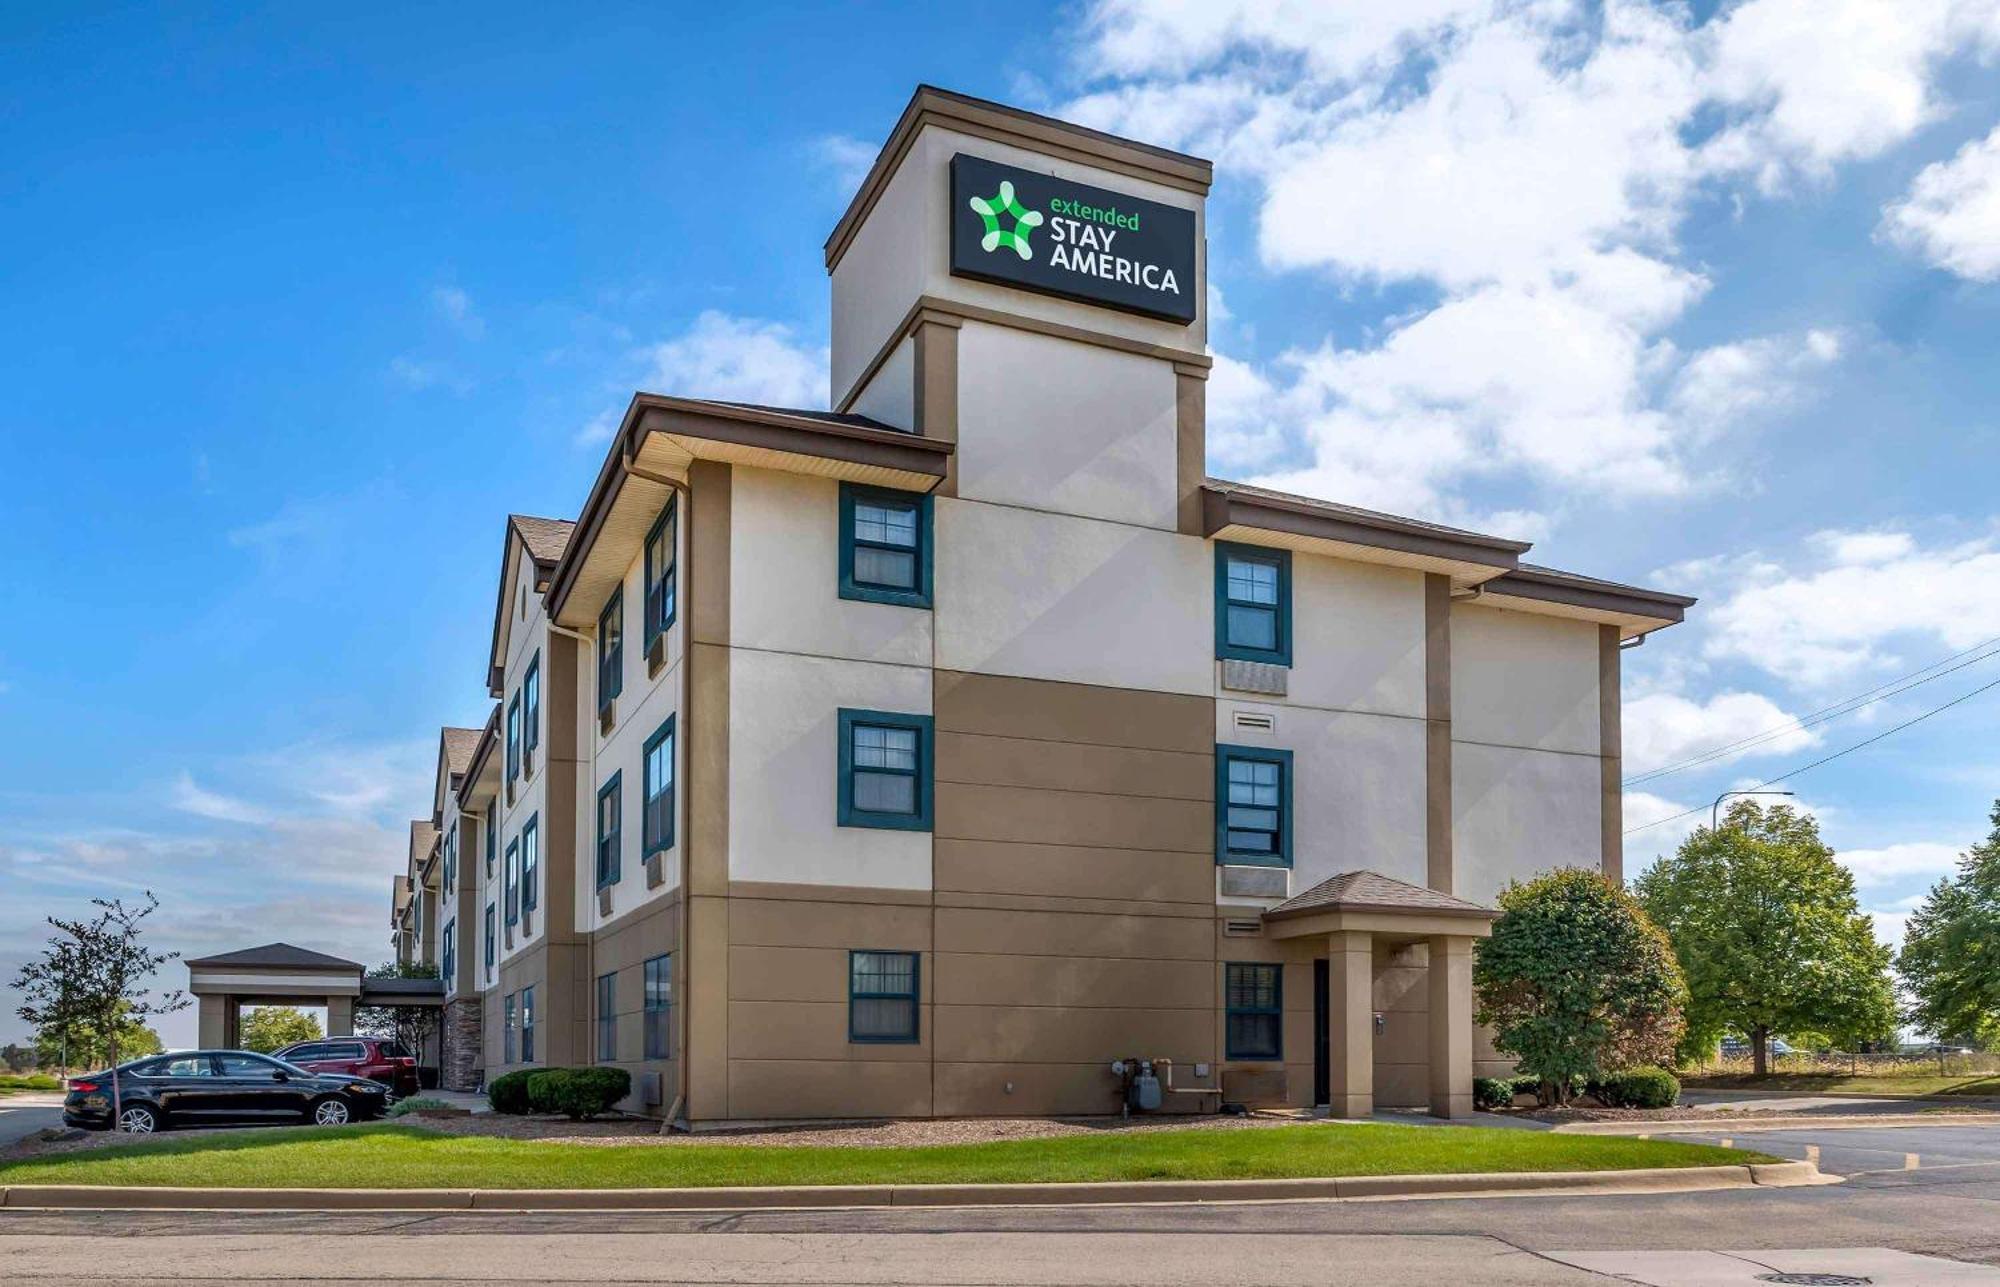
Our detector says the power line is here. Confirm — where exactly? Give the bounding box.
[1623,672,2000,836]
[1624,633,2000,786]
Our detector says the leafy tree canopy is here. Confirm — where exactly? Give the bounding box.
[1473,867,1688,1102]
[356,959,440,1057]
[239,1005,323,1054]
[1897,800,2000,1045]
[1636,801,1898,1072]
[31,1009,162,1071]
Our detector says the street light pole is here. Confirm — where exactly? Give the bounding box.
[1712,789,1796,830]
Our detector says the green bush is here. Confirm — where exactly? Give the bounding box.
[386,1096,454,1118]
[486,1069,537,1115]
[1596,1067,1680,1109]
[524,1067,631,1120]
[1473,1077,1515,1110]
[0,1074,62,1091]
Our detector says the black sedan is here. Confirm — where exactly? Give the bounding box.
[63,1049,391,1134]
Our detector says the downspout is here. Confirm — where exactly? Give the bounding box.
[622,445,694,1132]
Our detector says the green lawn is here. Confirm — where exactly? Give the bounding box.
[0,1122,1765,1190]
[1682,1072,2000,1098]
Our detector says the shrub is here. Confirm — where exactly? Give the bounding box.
[1596,1067,1680,1109]
[1473,1077,1514,1110]
[386,1096,454,1118]
[524,1067,631,1120]
[486,1069,537,1115]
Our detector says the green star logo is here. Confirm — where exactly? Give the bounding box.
[969,180,1044,260]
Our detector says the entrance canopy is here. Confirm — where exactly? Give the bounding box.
[186,942,442,1048]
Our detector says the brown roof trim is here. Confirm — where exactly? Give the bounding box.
[1481,565,1697,624]
[826,85,1214,273]
[1201,480,1529,571]
[1264,896,1500,923]
[484,515,575,695]
[452,705,501,809]
[545,394,955,620]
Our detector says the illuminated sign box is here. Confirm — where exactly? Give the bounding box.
[948,153,1198,325]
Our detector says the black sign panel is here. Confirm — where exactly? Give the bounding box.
[949,153,1198,325]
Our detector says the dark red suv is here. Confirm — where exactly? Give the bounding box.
[273,1037,419,1097]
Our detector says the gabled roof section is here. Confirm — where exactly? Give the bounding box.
[546,393,954,626]
[454,704,502,810]
[432,725,485,823]
[1265,871,1497,922]
[1477,563,1698,634]
[408,819,438,873]
[486,514,576,694]
[827,85,1214,272]
[185,942,363,971]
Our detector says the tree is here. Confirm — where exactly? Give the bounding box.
[31,1008,161,1070]
[1897,801,2000,1045]
[1473,867,1688,1104]
[10,892,188,1124]
[1,1042,34,1073]
[1636,801,1898,1075]
[239,1006,323,1054]
[355,960,439,1061]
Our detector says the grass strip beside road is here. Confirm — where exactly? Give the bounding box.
[0,1122,1767,1190]
[1682,1073,2000,1098]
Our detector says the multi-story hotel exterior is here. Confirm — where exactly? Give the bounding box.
[389,86,1693,1124]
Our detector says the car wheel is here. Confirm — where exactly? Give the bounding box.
[312,1097,352,1127]
[117,1104,160,1135]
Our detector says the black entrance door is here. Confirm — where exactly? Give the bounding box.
[1313,958,1330,1106]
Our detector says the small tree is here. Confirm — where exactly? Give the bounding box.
[1473,867,1687,1104]
[1637,801,1899,1075]
[11,892,188,1126]
[32,1008,161,1070]
[240,1006,323,1054]
[1,1042,34,1073]
[355,961,439,1061]
[1897,801,2000,1045]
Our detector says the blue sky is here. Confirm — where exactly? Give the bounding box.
[4,2,1998,1047]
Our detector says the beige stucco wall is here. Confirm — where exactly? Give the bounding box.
[849,336,914,430]
[496,538,552,968]
[1452,603,1600,755]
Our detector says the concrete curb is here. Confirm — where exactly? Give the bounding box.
[0,1161,1832,1211]
[1554,1113,2000,1135]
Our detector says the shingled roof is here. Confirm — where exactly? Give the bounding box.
[509,514,575,567]
[408,819,438,868]
[441,726,484,777]
[185,942,363,971]
[1264,871,1497,922]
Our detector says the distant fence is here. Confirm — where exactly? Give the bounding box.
[1694,1050,2000,1078]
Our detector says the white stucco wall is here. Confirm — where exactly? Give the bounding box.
[933,497,1212,696]
[1452,742,1603,903]
[954,322,1179,531]
[848,337,914,430]
[495,538,551,968]
[727,648,933,889]
[1451,603,1600,755]
[1277,555,1427,719]
[728,468,933,669]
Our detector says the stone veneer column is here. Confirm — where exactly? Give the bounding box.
[1427,935,1475,1119]
[1326,930,1375,1119]
[442,997,484,1091]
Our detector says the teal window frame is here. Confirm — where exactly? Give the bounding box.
[485,815,494,877]
[596,771,623,888]
[441,921,455,982]
[505,694,522,780]
[520,985,536,1063]
[523,653,541,753]
[644,499,678,645]
[521,814,539,912]
[502,993,517,1063]
[1225,962,1283,1060]
[483,904,495,973]
[504,839,519,925]
[838,483,933,609]
[598,588,624,709]
[1215,542,1292,666]
[643,954,672,1059]
[643,716,676,856]
[1215,743,1293,868]
[848,950,920,1044]
[596,971,618,1062]
[836,708,933,831]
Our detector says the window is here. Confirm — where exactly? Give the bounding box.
[485,814,495,877]
[643,717,675,856]
[217,1052,286,1078]
[443,830,456,894]
[143,1055,215,1078]
[836,709,933,831]
[643,954,672,1060]
[506,694,522,781]
[282,1044,326,1063]
[1215,744,1292,868]
[1215,543,1291,666]
[596,772,622,888]
[849,950,920,1043]
[520,985,536,1063]
[441,921,455,981]
[598,588,624,709]
[504,839,520,925]
[521,815,540,912]
[645,498,677,644]
[839,483,933,608]
[484,904,495,973]
[596,971,618,1062]
[1225,963,1283,1060]
[503,994,517,1063]
[523,654,541,754]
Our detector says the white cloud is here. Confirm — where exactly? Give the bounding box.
[431,285,484,338]
[169,772,272,826]
[1624,689,1819,776]
[811,135,880,197]
[1840,840,1967,887]
[1704,529,2000,686]
[640,311,827,411]
[1881,122,2000,281]
[386,354,469,394]
[1623,788,1701,874]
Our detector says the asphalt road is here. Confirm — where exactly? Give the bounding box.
[3,1118,1997,1284]
[0,1094,63,1147]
